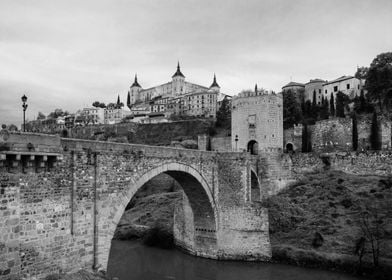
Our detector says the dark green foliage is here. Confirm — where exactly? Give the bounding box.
[365,52,392,112]
[329,93,335,117]
[320,96,329,120]
[370,111,381,150]
[301,124,312,152]
[352,112,358,151]
[355,66,369,80]
[283,90,303,129]
[312,232,324,248]
[336,91,347,118]
[216,98,231,129]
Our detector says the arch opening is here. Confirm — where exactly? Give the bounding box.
[247,140,258,155]
[250,170,261,202]
[286,142,294,152]
[106,164,217,272]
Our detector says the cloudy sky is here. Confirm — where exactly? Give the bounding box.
[0,0,391,125]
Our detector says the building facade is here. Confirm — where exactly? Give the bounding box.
[127,63,222,119]
[281,81,305,103]
[322,76,364,100]
[304,79,326,104]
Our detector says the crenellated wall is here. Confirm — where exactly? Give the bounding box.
[0,131,271,279]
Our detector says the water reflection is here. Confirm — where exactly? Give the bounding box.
[107,240,360,280]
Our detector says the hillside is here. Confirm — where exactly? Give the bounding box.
[265,170,392,276]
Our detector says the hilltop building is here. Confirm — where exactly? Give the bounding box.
[126,62,222,119]
[281,81,305,103]
[282,74,365,104]
[304,79,326,104]
[322,75,364,100]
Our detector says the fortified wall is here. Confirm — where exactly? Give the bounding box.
[290,151,392,177]
[0,130,271,279]
[284,116,392,153]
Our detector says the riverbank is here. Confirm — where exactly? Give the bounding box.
[265,170,392,279]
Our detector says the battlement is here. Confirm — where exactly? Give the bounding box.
[232,90,282,110]
[233,89,281,100]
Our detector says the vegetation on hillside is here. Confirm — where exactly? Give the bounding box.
[264,170,392,278]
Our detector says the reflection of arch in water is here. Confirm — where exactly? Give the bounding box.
[285,142,294,152]
[105,163,217,270]
[250,169,261,202]
[247,140,258,155]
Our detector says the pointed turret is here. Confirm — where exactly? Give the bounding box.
[172,61,185,78]
[210,73,220,88]
[131,74,141,88]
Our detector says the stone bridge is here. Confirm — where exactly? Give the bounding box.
[0,131,286,279]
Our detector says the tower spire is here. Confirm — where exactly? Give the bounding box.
[172,61,185,78]
[209,73,220,89]
[131,73,141,87]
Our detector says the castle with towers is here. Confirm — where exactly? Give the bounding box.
[126,62,223,119]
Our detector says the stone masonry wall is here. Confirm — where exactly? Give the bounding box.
[284,117,392,153]
[0,133,272,279]
[290,151,392,177]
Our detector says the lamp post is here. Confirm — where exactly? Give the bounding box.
[21,94,28,132]
[235,134,238,151]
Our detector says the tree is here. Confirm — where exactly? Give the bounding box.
[370,111,381,150]
[7,124,18,131]
[352,112,358,151]
[355,66,369,80]
[365,52,392,112]
[216,97,231,129]
[336,91,346,118]
[320,96,329,120]
[37,112,46,120]
[92,101,100,107]
[47,109,67,119]
[301,123,312,153]
[330,93,335,117]
[283,90,303,129]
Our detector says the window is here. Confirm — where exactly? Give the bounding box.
[319,89,321,94]
[346,84,350,90]
[334,86,338,92]
[248,115,256,128]
[325,89,327,94]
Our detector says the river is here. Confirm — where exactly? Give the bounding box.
[107,240,362,280]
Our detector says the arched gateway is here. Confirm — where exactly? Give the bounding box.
[99,163,218,270]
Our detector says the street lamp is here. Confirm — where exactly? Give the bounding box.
[235,134,238,151]
[21,94,28,132]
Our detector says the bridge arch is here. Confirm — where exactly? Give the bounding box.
[101,162,217,270]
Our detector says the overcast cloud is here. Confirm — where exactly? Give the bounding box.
[0,0,391,125]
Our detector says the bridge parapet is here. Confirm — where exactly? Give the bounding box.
[0,130,62,172]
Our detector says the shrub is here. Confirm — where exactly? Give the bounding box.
[142,224,174,249]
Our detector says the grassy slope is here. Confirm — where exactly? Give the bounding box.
[265,170,392,273]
